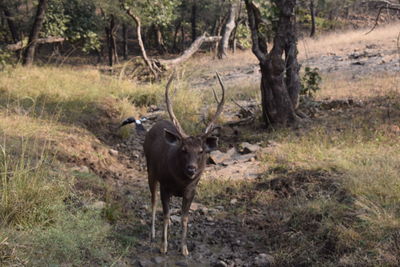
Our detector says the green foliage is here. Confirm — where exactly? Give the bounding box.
[43,0,70,37]
[236,24,251,49]
[0,50,12,70]
[300,67,322,98]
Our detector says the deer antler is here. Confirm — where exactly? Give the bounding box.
[204,72,225,135]
[165,72,188,138]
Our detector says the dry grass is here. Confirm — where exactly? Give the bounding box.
[318,72,400,100]
[299,22,400,59]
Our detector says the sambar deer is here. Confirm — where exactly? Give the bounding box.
[144,73,225,256]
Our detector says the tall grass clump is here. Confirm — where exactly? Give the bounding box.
[0,136,68,227]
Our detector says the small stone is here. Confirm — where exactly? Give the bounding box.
[239,142,261,154]
[152,256,164,264]
[137,259,151,267]
[109,149,119,156]
[206,216,214,222]
[170,215,181,223]
[254,253,275,267]
[89,201,106,210]
[230,198,238,205]
[175,261,189,267]
[209,150,233,165]
[213,260,228,267]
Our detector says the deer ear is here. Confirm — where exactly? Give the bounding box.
[164,129,181,145]
[204,136,218,152]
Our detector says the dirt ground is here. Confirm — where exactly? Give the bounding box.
[73,24,400,266]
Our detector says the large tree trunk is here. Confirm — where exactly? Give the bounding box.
[22,0,48,66]
[310,0,316,37]
[245,0,300,127]
[218,2,237,59]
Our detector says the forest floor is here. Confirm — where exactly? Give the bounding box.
[1,23,399,266]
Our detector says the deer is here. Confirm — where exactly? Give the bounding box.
[143,72,225,256]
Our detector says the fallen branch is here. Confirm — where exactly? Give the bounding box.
[157,33,221,68]
[5,36,65,51]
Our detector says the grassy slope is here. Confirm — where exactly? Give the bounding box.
[1,23,400,265]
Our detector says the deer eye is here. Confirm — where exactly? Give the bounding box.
[181,147,187,153]
[198,149,203,154]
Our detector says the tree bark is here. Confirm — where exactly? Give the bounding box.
[191,2,197,42]
[1,5,19,43]
[123,5,159,78]
[153,24,167,54]
[22,0,48,66]
[122,24,128,60]
[310,0,316,37]
[245,0,300,127]
[218,2,237,59]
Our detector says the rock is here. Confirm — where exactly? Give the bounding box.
[170,215,181,223]
[229,154,255,164]
[351,61,366,66]
[190,202,202,211]
[213,260,228,267]
[152,256,164,264]
[175,261,189,267]
[89,201,106,210]
[254,253,275,267]
[71,165,90,173]
[109,149,119,156]
[239,142,261,154]
[206,216,214,222]
[230,198,238,205]
[137,259,151,267]
[209,150,233,165]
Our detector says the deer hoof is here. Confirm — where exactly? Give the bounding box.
[182,246,189,256]
[160,243,168,254]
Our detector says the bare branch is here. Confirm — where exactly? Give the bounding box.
[5,36,64,51]
[158,33,221,67]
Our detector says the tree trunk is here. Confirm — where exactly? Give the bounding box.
[2,6,19,43]
[123,6,159,78]
[191,2,197,42]
[153,24,167,54]
[22,0,48,66]
[310,0,316,37]
[218,3,237,59]
[172,20,181,52]
[122,23,128,60]
[245,0,300,127]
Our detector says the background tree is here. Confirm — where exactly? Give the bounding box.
[23,0,48,66]
[245,0,301,126]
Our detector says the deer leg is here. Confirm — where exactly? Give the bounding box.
[181,194,194,256]
[160,187,171,254]
[149,177,158,241]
